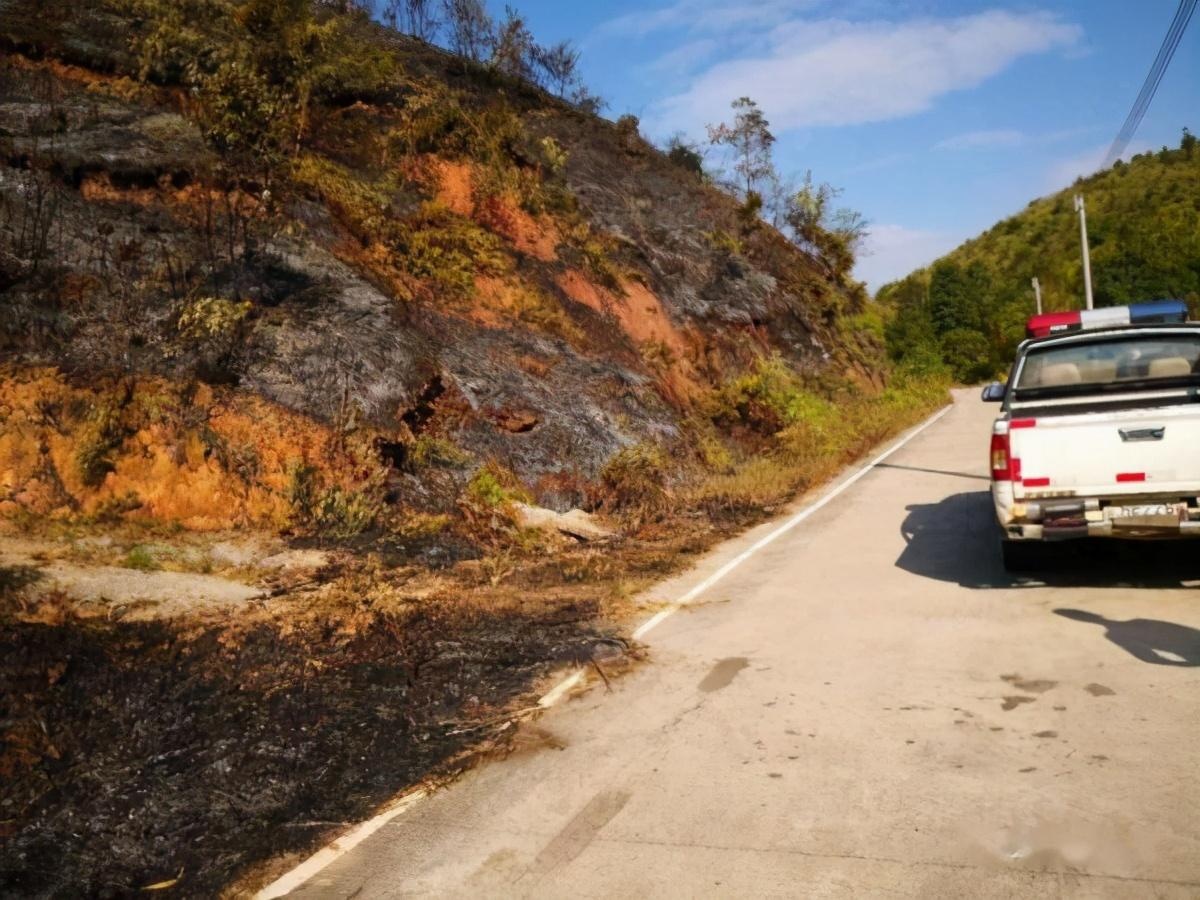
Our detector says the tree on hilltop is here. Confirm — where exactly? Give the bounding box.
[707,96,776,199]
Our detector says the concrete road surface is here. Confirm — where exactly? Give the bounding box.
[287,389,1200,898]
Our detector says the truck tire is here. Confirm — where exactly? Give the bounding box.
[1001,540,1043,572]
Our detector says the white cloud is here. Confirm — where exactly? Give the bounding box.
[935,128,1026,151]
[595,0,806,40]
[645,38,721,77]
[650,10,1082,134]
[935,125,1096,152]
[854,223,960,292]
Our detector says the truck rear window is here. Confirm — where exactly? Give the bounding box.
[1016,333,1200,395]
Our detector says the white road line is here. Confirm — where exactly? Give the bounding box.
[255,401,953,899]
[257,790,428,899]
[628,402,954,642]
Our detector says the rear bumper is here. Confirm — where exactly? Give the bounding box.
[993,480,1200,540]
[1004,522,1200,541]
[999,499,1200,541]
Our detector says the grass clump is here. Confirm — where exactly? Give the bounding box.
[509,285,583,344]
[287,463,382,539]
[394,201,511,297]
[75,400,127,488]
[600,443,669,523]
[705,229,743,256]
[463,466,515,508]
[177,297,252,341]
[562,222,624,292]
[123,545,162,571]
[409,435,470,469]
[458,463,532,542]
[693,359,949,514]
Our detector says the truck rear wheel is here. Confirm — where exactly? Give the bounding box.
[1001,540,1044,573]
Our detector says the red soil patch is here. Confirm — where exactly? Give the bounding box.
[428,159,558,262]
[555,271,687,355]
[0,370,383,531]
[431,159,475,217]
[555,271,703,404]
[461,275,511,329]
[474,195,559,262]
[5,54,153,102]
[80,174,263,223]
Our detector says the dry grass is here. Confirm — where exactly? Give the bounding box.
[691,368,949,514]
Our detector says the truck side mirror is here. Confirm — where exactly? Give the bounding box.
[981,382,1006,402]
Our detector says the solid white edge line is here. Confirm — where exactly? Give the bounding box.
[256,790,428,899]
[254,400,953,899]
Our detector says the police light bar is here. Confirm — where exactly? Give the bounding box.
[1026,299,1188,339]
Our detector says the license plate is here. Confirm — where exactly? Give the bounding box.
[1112,504,1183,527]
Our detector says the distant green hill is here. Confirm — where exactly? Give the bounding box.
[879,130,1200,381]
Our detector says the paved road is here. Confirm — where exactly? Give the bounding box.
[289,390,1200,898]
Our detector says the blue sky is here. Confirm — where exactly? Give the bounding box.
[476,0,1199,291]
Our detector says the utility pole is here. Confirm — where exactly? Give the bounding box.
[1074,194,1094,310]
[1031,277,1043,315]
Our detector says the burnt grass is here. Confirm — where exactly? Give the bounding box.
[0,597,618,898]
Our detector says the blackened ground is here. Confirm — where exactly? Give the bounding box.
[0,598,621,898]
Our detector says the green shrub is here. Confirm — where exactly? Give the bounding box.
[394,202,511,296]
[287,463,380,538]
[123,545,161,571]
[465,468,509,507]
[177,297,252,340]
[707,356,812,434]
[409,435,470,469]
[614,114,642,153]
[666,139,704,177]
[539,137,568,175]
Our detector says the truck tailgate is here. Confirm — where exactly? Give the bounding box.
[1010,404,1200,498]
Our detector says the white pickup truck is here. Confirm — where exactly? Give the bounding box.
[983,300,1200,570]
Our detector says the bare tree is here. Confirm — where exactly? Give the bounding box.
[441,0,493,61]
[535,39,580,98]
[384,0,440,41]
[571,84,606,115]
[491,6,537,81]
[762,169,796,230]
[706,96,776,199]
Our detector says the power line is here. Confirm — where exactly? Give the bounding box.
[1103,0,1198,168]
[1106,0,1194,164]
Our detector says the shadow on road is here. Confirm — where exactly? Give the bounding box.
[875,462,990,482]
[1055,609,1200,666]
[896,491,1200,589]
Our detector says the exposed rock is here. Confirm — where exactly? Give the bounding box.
[514,502,615,541]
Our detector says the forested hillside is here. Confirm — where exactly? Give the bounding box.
[881,131,1200,381]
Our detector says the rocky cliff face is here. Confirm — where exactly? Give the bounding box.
[0,0,880,528]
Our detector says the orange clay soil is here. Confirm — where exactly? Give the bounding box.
[555,269,705,403]
[0,369,384,530]
[432,158,559,262]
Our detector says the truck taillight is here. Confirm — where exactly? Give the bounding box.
[990,433,1011,481]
